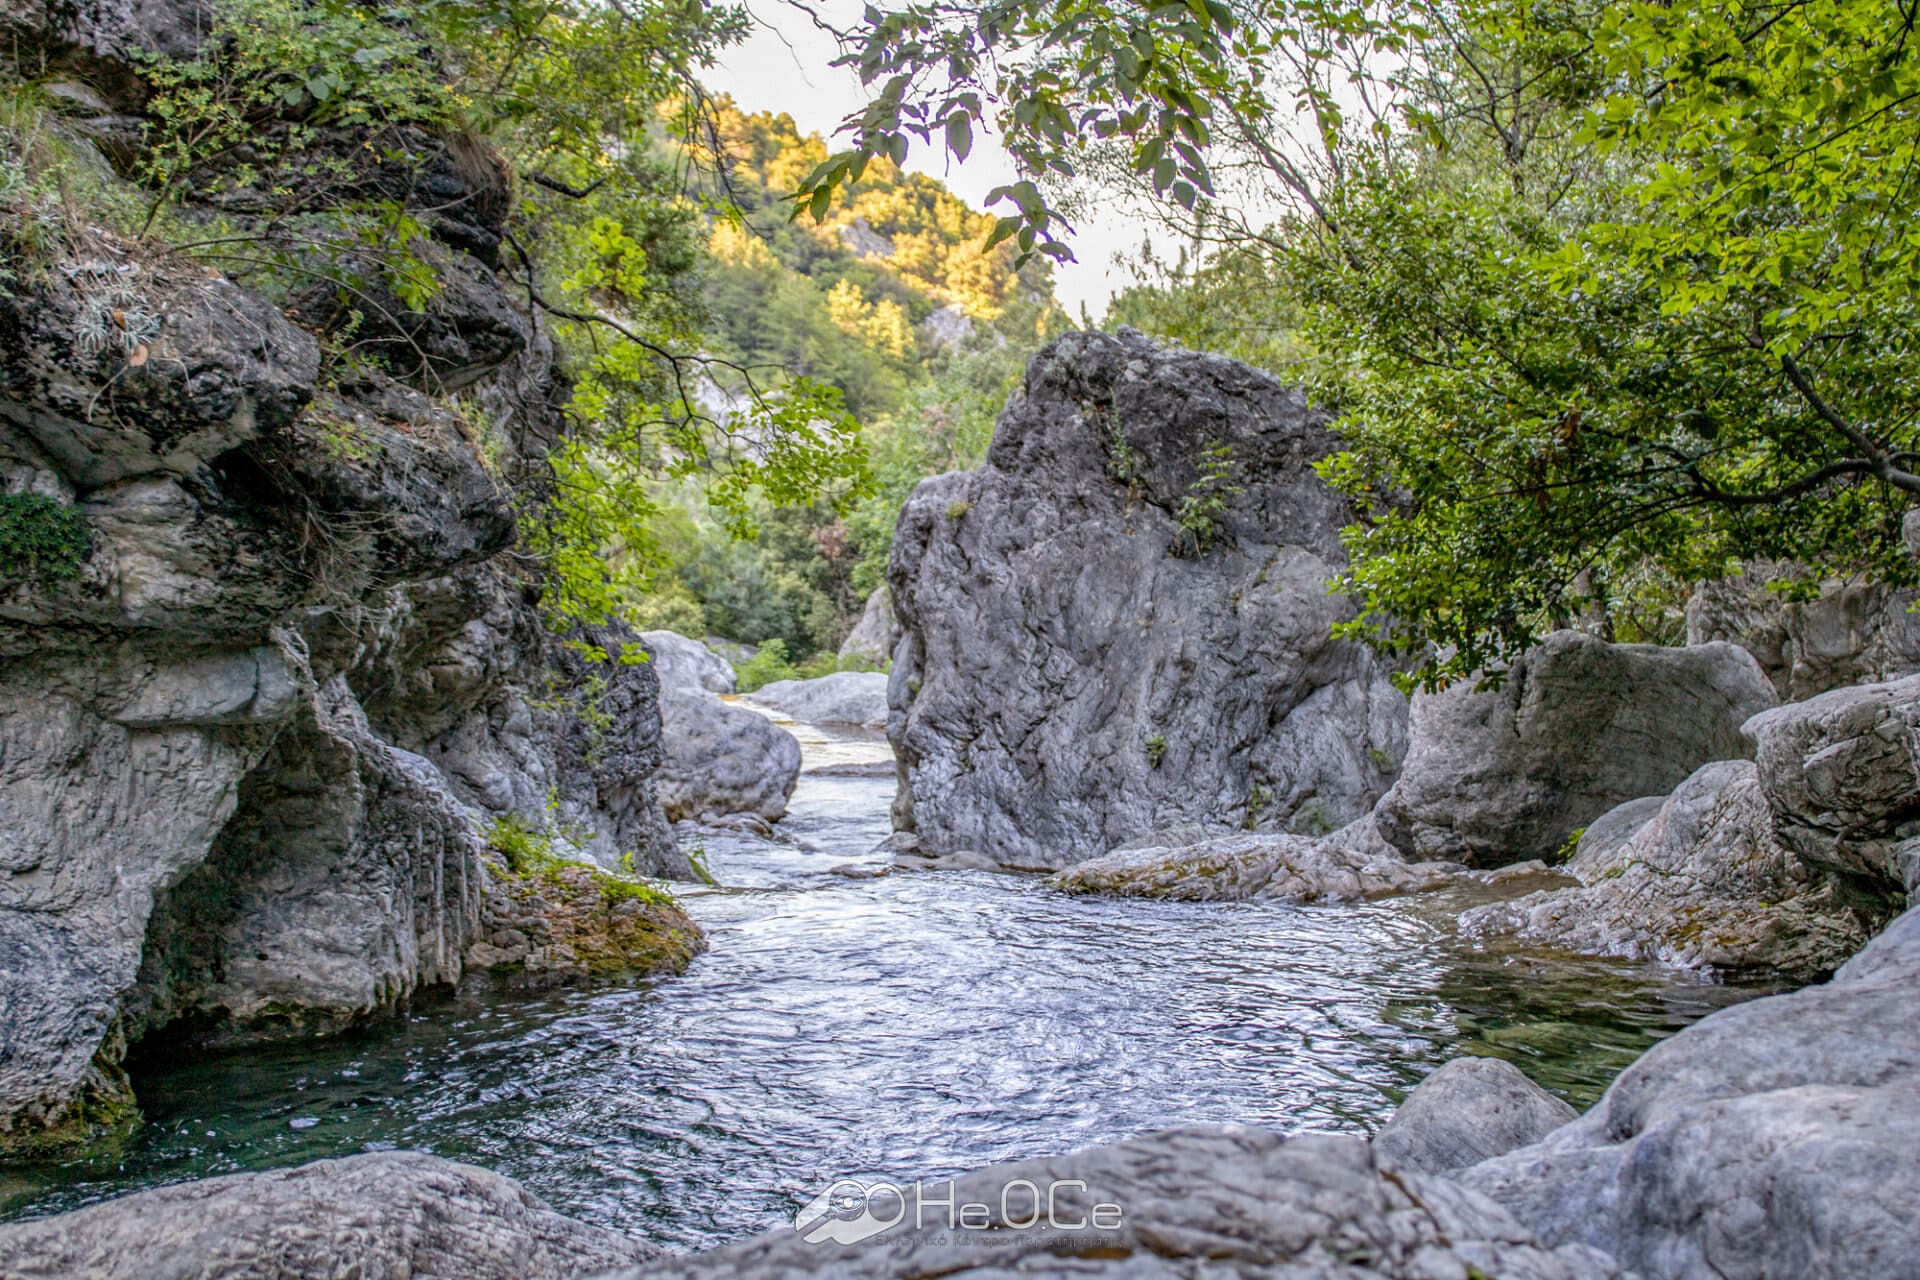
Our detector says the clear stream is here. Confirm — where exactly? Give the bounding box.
[2,715,1781,1250]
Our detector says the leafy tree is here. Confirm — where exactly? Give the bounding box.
[813,0,1920,685]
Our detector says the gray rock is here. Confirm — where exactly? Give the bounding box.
[748,670,889,729]
[1374,1057,1579,1175]
[1460,760,1879,979]
[1462,904,1920,1280]
[1687,562,1920,701]
[1374,631,1777,866]
[611,1126,1624,1280]
[656,690,800,822]
[1052,818,1462,903]
[837,585,900,665]
[639,630,736,695]
[887,330,1408,869]
[0,1151,657,1279]
[1565,794,1666,877]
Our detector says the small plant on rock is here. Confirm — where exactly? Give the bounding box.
[1174,440,1242,557]
[0,493,92,588]
[1145,733,1168,768]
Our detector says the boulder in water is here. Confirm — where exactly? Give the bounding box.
[887,330,1408,869]
[748,671,889,729]
[1373,630,1776,866]
[837,586,900,665]
[1373,1057,1579,1175]
[656,691,800,822]
[640,631,737,695]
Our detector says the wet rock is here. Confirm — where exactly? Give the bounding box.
[748,670,888,729]
[837,585,899,665]
[613,1126,1624,1280]
[640,630,736,695]
[465,862,703,988]
[1460,760,1879,979]
[1688,562,1920,701]
[1374,1057,1578,1175]
[656,691,800,822]
[1374,631,1777,866]
[1462,905,1920,1280]
[0,1151,658,1279]
[1052,817,1461,903]
[888,330,1407,869]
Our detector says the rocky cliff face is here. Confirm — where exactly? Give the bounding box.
[886,329,1408,869]
[0,5,688,1157]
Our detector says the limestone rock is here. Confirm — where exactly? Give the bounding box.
[1374,631,1777,866]
[1052,818,1461,903]
[614,1126,1624,1280]
[887,330,1407,869]
[1687,562,1920,701]
[1462,904,1920,1280]
[1460,760,1878,979]
[0,1151,658,1280]
[837,585,899,665]
[747,670,888,729]
[640,630,736,695]
[656,690,800,822]
[1373,1057,1579,1175]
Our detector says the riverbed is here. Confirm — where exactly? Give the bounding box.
[2,715,1779,1249]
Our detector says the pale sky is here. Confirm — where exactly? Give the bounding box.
[708,2,1143,319]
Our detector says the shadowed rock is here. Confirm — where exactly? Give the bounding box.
[1374,1057,1578,1175]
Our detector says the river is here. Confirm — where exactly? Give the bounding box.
[2,713,1779,1249]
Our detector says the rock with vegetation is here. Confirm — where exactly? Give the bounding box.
[1051,818,1461,903]
[1687,563,1920,702]
[747,670,889,729]
[1373,631,1777,866]
[887,329,1409,869]
[615,1126,1623,1280]
[0,1151,658,1280]
[1460,904,1920,1280]
[1373,1058,1579,1176]
[656,690,801,822]
[837,585,900,665]
[1461,760,1881,978]
[640,629,737,695]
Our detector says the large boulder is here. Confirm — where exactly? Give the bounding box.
[614,1126,1621,1280]
[1373,631,1777,866]
[640,630,736,695]
[1373,1057,1578,1175]
[0,1151,658,1279]
[1687,562,1920,701]
[1460,904,1920,1280]
[656,691,801,822]
[837,585,899,665]
[887,330,1408,869]
[748,670,888,729]
[1460,760,1883,979]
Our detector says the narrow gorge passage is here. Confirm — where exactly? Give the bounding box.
[2,714,1778,1250]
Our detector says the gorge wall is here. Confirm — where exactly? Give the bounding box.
[0,3,689,1157]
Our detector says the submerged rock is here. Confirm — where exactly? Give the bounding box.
[888,330,1407,869]
[1374,631,1776,866]
[0,1152,657,1279]
[1051,817,1460,903]
[747,670,889,729]
[640,630,736,695]
[655,691,801,822]
[1373,1057,1579,1175]
[1460,904,1920,1280]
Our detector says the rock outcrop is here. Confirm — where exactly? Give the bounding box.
[641,630,736,695]
[656,691,801,822]
[748,670,888,729]
[837,585,899,665]
[1687,561,1920,701]
[1374,631,1776,866]
[0,1152,659,1280]
[1459,904,1920,1280]
[0,5,690,1157]
[1373,1057,1579,1175]
[887,330,1408,869]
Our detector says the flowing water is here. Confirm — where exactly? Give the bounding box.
[2,713,1783,1249]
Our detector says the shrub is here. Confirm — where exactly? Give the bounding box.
[0,493,91,587]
